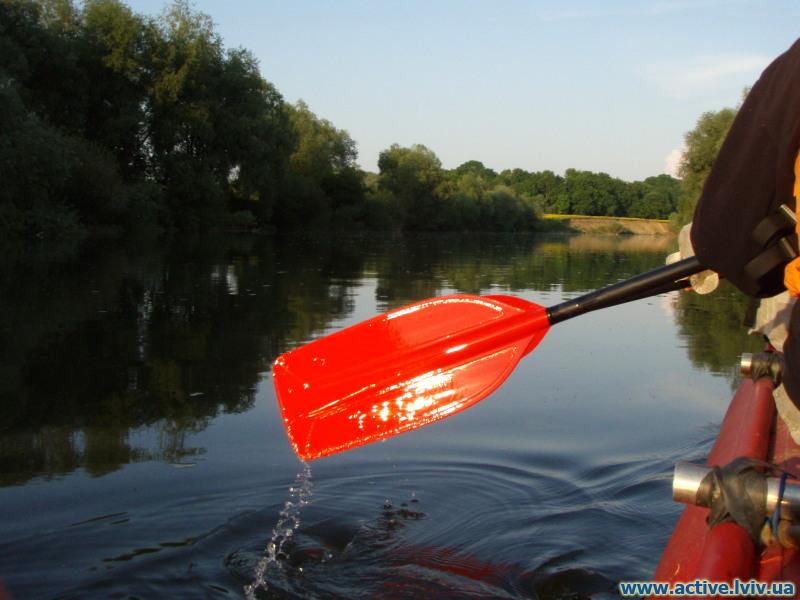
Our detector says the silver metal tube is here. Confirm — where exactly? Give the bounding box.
[673,462,711,505]
[740,353,754,377]
[673,461,800,518]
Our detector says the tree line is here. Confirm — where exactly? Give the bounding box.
[1,0,682,240]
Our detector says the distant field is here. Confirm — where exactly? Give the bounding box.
[542,214,672,235]
[543,214,669,223]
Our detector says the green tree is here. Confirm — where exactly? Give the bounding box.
[0,0,86,132]
[0,79,84,237]
[288,100,357,178]
[499,168,564,213]
[145,1,293,228]
[454,171,490,200]
[445,169,539,231]
[0,0,296,236]
[555,169,630,216]
[80,0,151,179]
[144,1,228,227]
[675,107,737,226]
[481,185,537,231]
[281,100,363,227]
[629,174,680,219]
[377,143,445,230]
[452,160,497,181]
[214,47,293,225]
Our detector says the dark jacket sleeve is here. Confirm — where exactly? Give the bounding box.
[690,38,800,297]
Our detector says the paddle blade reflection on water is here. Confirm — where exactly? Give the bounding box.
[272,294,550,460]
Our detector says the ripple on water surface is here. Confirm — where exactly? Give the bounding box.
[223,435,712,600]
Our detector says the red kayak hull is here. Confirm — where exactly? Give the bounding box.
[653,377,800,595]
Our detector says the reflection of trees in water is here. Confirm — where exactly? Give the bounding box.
[671,282,764,385]
[0,423,206,486]
[0,234,368,485]
[370,233,674,307]
[4,231,734,486]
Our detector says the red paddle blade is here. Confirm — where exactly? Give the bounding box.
[273,294,550,460]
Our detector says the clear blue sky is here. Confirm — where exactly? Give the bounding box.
[129,0,800,181]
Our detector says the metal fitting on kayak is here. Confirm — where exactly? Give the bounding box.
[740,352,783,384]
[673,461,800,518]
[672,459,800,545]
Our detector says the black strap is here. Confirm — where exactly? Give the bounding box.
[743,204,798,288]
[744,243,796,282]
[752,210,795,247]
[704,457,768,544]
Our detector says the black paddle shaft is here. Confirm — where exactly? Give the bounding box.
[546,256,704,325]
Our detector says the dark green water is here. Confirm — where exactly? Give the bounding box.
[0,233,761,599]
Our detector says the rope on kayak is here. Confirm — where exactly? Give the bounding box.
[771,470,789,538]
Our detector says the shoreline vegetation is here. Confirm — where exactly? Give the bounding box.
[1,0,733,242]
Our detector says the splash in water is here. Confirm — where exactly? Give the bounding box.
[245,462,313,599]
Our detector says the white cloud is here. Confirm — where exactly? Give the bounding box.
[643,53,771,100]
[664,147,683,178]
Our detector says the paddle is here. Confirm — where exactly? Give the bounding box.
[273,256,703,460]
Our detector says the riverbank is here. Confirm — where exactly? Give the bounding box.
[542,214,673,235]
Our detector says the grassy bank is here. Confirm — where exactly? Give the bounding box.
[541,214,672,235]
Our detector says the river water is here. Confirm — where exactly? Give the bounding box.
[0,232,762,599]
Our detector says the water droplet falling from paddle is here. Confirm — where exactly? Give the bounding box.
[244,462,313,599]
